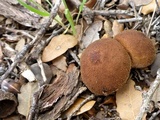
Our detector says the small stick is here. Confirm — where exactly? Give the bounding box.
[0,26,34,39]
[69,50,80,66]
[147,5,157,35]
[135,68,160,120]
[117,17,143,23]
[37,56,47,84]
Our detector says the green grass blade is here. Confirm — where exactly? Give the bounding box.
[64,9,76,36]
[17,0,50,16]
[76,0,87,24]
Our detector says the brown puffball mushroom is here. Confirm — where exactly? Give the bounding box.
[115,30,156,68]
[80,38,131,95]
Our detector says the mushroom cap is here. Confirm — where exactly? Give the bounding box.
[115,30,156,68]
[80,38,131,95]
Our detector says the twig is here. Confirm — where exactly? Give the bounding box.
[0,0,61,83]
[94,9,134,16]
[69,0,134,24]
[148,109,160,120]
[117,17,143,23]
[37,56,47,84]
[147,4,157,35]
[0,25,34,39]
[27,86,44,120]
[135,68,160,120]
[69,50,80,66]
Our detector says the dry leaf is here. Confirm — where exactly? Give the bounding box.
[81,20,102,49]
[141,0,160,15]
[116,80,142,120]
[20,62,36,82]
[103,20,112,37]
[63,97,96,118]
[18,82,38,117]
[15,38,25,52]
[132,0,152,6]
[112,20,124,37]
[85,0,97,8]
[52,55,67,71]
[42,34,78,62]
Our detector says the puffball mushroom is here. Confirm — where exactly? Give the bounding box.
[115,30,156,68]
[80,30,156,96]
[80,38,131,95]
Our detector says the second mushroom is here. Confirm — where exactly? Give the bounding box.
[80,30,156,96]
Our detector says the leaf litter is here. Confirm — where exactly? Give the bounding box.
[0,0,160,120]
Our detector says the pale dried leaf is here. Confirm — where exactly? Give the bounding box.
[141,0,160,15]
[52,55,67,71]
[116,80,142,120]
[42,34,78,62]
[21,69,36,82]
[131,0,152,6]
[103,20,112,37]
[112,20,124,37]
[63,98,96,118]
[18,82,38,117]
[3,43,16,61]
[81,20,102,49]
[15,38,25,52]
[75,25,83,42]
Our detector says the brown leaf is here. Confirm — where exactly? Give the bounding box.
[63,97,96,118]
[15,38,25,52]
[103,20,112,38]
[112,20,124,37]
[52,55,67,71]
[116,80,142,120]
[80,20,102,49]
[17,82,38,117]
[42,34,78,62]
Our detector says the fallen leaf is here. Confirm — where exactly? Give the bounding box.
[42,34,78,62]
[141,0,160,15]
[20,62,36,82]
[18,82,39,117]
[112,20,124,37]
[63,97,96,118]
[116,80,142,120]
[81,20,102,49]
[15,38,25,52]
[85,0,97,8]
[103,20,112,37]
[118,0,152,9]
[52,55,67,71]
